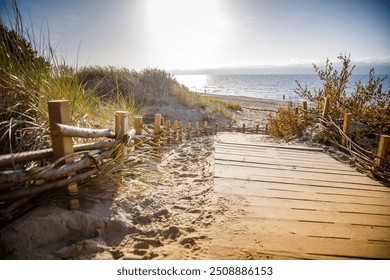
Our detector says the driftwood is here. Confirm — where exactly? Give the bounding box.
[0,149,112,187]
[51,123,116,138]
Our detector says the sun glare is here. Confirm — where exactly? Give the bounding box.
[146,0,227,69]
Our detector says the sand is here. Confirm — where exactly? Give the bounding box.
[0,95,289,260]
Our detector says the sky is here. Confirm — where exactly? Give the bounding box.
[1,0,390,74]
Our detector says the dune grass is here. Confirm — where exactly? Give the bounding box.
[1,1,240,155]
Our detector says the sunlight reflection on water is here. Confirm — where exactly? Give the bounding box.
[175,74,390,100]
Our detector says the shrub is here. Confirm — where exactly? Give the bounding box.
[295,54,389,136]
[268,54,389,146]
[266,107,306,139]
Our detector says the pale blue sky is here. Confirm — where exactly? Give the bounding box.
[1,0,390,73]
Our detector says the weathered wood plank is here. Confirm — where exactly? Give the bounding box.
[215,175,390,198]
[215,160,383,186]
[214,134,390,259]
[215,178,390,206]
[216,152,355,172]
[234,216,390,242]
[240,195,390,216]
[210,231,390,259]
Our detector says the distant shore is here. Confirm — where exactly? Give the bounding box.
[202,93,287,128]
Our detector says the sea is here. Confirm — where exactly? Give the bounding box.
[174,74,390,101]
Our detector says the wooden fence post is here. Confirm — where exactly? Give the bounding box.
[187,122,192,139]
[229,122,232,131]
[115,111,129,156]
[134,115,143,135]
[173,120,178,141]
[166,120,171,144]
[48,100,79,210]
[302,101,307,113]
[204,121,208,135]
[178,121,183,141]
[242,123,246,133]
[342,112,352,147]
[195,121,199,137]
[154,114,162,135]
[375,135,390,167]
[215,123,218,135]
[256,124,259,134]
[154,114,162,142]
[322,97,330,118]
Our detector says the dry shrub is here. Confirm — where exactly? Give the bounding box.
[269,54,389,146]
[295,54,389,137]
[266,107,305,139]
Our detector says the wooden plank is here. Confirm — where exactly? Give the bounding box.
[228,205,390,227]
[240,195,390,216]
[232,216,390,242]
[215,178,390,207]
[213,133,390,260]
[215,169,388,193]
[216,151,354,172]
[215,174,390,197]
[215,160,383,186]
[216,141,324,152]
[210,231,390,259]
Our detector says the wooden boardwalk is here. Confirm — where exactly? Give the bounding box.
[212,133,390,259]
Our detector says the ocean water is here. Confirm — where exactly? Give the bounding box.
[175,74,390,100]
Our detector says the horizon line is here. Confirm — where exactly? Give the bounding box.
[169,63,390,75]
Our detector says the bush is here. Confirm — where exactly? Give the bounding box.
[295,54,389,136]
[268,54,389,146]
[266,107,306,139]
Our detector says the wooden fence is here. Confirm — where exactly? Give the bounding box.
[305,97,389,180]
[1,97,389,224]
[0,99,264,223]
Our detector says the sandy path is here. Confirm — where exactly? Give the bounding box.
[0,96,285,259]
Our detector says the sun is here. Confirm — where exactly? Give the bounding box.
[145,0,227,69]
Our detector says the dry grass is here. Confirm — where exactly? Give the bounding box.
[173,84,242,119]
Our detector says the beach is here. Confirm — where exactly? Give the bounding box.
[0,94,288,259]
[2,91,389,260]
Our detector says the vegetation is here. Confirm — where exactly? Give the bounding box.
[0,4,239,156]
[266,106,307,139]
[267,54,390,148]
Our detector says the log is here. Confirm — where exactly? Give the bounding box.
[0,148,53,169]
[0,141,119,169]
[0,150,112,187]
[51,123,115,138]
[0,167,99,201]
